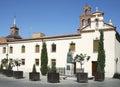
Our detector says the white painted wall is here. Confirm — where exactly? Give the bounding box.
[0,30,117,77]
[7,40,42,72]
[115,36,120,73]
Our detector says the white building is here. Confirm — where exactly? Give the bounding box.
[0,5,120,77]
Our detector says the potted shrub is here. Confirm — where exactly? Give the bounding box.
[74,53,90,83]
[6,63,13,77]
[13,58,23,79]
[95,31,105,81]
[47,63,59,83]
[29,64,40,81]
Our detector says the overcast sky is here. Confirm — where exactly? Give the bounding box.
[0,0,120,38]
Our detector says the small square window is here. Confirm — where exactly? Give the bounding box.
[21,59,25,65]
[35,59,39,66]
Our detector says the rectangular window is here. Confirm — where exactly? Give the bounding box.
[93,40,99,52]
[51,43,56,52]
[35,45,40,53]
[3,47,6,53]
[21,59,25,65]
[10,47,13,53]
[70,42,75,52]
[21,46,25,53]
[51,59,56,66]
[35,59,39,66]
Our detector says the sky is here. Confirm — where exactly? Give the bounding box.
[0,0,120,38]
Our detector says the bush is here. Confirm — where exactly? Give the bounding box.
[32,64,37,73]
[113,73,120,79]
[51,63,56,73]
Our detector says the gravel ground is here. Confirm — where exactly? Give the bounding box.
[0,73,120,87]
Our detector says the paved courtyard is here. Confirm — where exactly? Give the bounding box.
[0,73,120,87]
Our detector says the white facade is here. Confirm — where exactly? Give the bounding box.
[0,6,120,77]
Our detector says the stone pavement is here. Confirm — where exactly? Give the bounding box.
[0,73,120,87]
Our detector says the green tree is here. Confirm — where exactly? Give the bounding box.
[0,64,3,70]
[40,42,48,75]
[8,63,12,70]
[32,64,37,73]
[14,58,21,71]
[97,31,106,73]
[74,53,90,72]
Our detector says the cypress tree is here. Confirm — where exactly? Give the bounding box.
[32,64,37,73]
[97,31,106,73]
[40,42,48,75]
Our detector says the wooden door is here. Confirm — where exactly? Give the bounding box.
[92,61,97,76]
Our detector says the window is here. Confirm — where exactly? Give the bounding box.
[85,10,88,15]
[35,45,40,53]
[95,19,99,27]
[51,59,56,66]
[88,18,91,26]
[35,59,39,66]
[3,47,6,53]
[9,46,13,53]
[93,40,99,52]
[82,19,86,26]
[21,45,25,53]
[70,42,75,52]
[51,43,56,52]
[9,59,13,64]
[21,59,25,65]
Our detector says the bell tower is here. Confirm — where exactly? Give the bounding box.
[6,16,22,39]
[80,5,92,29]
[10,16,19,35]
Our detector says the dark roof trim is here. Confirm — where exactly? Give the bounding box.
[116,32,120,43]
[104,23,116,29]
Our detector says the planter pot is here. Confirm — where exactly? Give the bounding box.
[76,72,88,83]
[2,69,8,75]
[29,72,40,81]
[113,73,120,79]
[0,69,3,73]
[13,71,23,79]
[47,72,59,83]
[6,70,13,77]
[94,72,104,81]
